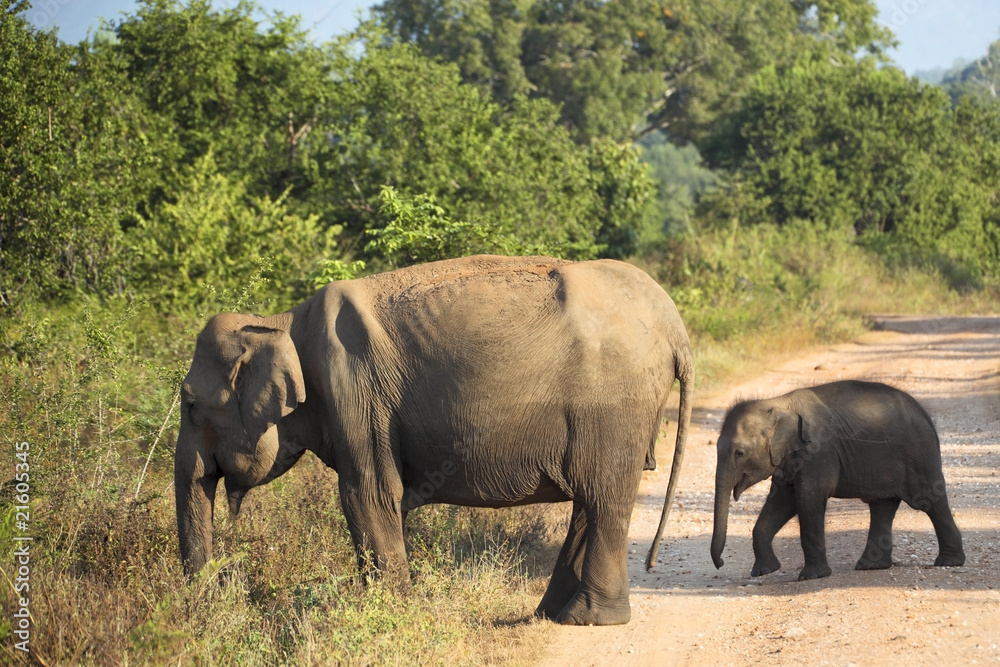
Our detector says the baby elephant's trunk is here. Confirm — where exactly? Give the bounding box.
[710,468,732,568]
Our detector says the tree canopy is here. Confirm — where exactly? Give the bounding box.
[698,54,1000,279]
[1,0,998,311]
[374,0,894,142]
[0,0,654,309]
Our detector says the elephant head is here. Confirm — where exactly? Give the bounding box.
[174,313,305,575]
[710,400,809,568]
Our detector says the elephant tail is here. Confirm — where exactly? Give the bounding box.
[646,348,694,571]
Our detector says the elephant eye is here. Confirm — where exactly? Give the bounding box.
[187,400,205,427]
[734,449,745,460]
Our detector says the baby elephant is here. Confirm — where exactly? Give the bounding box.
[710,380,965,580]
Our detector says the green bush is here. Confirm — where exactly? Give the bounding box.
[699,55,1000,281]
[128,152,338,308]
[365,186,550,268]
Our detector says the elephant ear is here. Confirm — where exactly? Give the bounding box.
[233,324,306,441]
[768,412,809,466]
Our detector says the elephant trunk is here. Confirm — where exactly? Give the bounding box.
[711,466,733,569]
[645,356,694,570]
[175,420,220,576]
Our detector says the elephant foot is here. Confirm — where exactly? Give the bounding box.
[934,551,966,567]
[535,596,571,621]
[855,546,892,570]
[797,563,832,581]
[535,572,579,621]
[855,556,892,571]
[553,591,631,626]
[750,556,781,577]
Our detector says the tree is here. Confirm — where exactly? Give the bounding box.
[128,151,338,306]
[109,0,331,208]
[0,0,156,305]
[374,0,894,143]
[943,36,1000,103]
[698,55,1000,277]
[305,35,652,260]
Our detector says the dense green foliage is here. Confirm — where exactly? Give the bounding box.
[319,37,652,261]
[374,0,893,142]
[365,186,549,267]
[0,0,654,309]
[131,152,338,304]
[699,55,1000,283]
[3,0,1000,663]
[0,0,153,301]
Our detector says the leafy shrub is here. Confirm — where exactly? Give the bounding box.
[699,55,1000,280]
[365,187,550,268]
[128,152,339,308]
[311,260,368,286]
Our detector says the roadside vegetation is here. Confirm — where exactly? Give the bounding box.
[1,0,998,663]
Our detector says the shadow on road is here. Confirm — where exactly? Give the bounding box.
[635,527,1000,599]
[868,315,1000,335]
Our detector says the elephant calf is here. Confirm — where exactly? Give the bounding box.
[710,380,965,581]
[175,255,694,626]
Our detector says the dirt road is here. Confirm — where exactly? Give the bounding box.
[540,316,1000,666]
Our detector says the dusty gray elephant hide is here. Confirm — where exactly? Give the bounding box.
[175,255,694,626]
[710,380,965,581]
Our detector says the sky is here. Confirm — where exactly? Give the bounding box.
[23,0,1000,75]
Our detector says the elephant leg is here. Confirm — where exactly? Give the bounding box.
[339,479,409,590]
[536,501,587,620]
[926,492,965,567]
[856,498,900,570]
[795,487,832,581]
[751,483,797,577]
[556,453,642,625]
[555,497,635,626]
[548,420,646,626]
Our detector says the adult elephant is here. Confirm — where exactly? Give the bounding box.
[175,255,694,626]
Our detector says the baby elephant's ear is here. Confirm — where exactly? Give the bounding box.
[769,413,808,466]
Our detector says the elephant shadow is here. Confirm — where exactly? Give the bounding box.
[632,520,999,599]
[867,315,1000,335]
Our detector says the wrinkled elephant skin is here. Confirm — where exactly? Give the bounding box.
[710,380,965,581]
[174,255,694,626]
